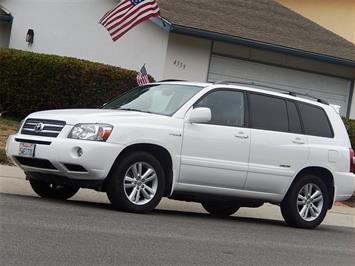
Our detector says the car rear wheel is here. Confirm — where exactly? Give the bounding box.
[201,202,240,217]
[106,151,165,213]
[281,174,329,229]
[29,179,79,200]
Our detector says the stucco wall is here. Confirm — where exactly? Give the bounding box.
[163,33,212,81]
[0,0,169,79]
[276,0,355,44]
[0,21,11,48]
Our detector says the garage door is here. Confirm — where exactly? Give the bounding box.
[208,55,352,116]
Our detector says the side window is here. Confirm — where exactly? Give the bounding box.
[286,101,302,134]
[194,90,245,127]
[249,93,288,132]
[297,103,333,138]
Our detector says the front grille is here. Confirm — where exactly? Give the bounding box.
[21,119,66,138]
[15,157,57,170]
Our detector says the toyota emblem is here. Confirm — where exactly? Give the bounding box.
[34,122,44,133]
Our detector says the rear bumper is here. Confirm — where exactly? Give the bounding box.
[6,134,125,181]
[333,171,355,201]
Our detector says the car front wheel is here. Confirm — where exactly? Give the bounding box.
[106,151,165,213]
[281,174,329,229]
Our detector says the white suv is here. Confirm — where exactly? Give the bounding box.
[6,81,354,228]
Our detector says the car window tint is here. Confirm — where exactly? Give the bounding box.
[297,102,333,138]
[195,90,245,127]
[249,93,288,132]
[287,101,302,134]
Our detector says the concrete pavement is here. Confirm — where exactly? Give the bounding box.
[0,165,354,228]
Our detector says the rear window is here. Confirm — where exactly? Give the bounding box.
[249,93,288,132]
[297,103,333,138]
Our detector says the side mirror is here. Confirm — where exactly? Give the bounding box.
[187,107,211,123]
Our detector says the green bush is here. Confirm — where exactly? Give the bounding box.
[0,48,152,119]
[343,117,355,149]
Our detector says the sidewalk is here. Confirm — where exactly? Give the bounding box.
[1,165,354,228]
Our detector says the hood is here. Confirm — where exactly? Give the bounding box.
[27,109,158,125]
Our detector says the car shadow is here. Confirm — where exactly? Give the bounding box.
[152,208,287,227]
[1,192,352,232]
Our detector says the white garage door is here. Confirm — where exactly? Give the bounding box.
[208,55,352,116]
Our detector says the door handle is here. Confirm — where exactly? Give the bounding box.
[234,132,249,139]
[292,138,305,144]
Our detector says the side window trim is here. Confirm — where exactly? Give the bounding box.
[294,100,305,134]
[286,100,304,135]
[243,91,249,128]
[192,88,247,128]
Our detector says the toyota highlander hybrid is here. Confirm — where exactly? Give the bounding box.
[6,81,354,229]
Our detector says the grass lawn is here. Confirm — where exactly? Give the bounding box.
[0,116,20,164]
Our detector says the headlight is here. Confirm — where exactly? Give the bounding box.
[68,124,113,141]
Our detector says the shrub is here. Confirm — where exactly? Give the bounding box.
[0,48,152,119]
[342,117,355,149]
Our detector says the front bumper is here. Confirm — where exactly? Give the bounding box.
[6,133,125,181]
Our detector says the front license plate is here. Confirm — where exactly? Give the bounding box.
[19,143,36,157]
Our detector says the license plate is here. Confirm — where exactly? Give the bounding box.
[19,143,36,157]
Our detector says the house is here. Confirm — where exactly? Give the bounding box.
[276,0,355,44]
[0,5,11,48]
[1,0,354,118]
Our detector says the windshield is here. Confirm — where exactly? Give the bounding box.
[103,84,203,116]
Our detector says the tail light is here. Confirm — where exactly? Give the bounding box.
[350,148,354,173]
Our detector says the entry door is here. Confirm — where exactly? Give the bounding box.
[179,89,250,189]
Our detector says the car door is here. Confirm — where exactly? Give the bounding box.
[179,89,250,189]
[245,93,309,195]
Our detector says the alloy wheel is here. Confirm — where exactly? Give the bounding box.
[123,162,158,205]
[297,183,324,222]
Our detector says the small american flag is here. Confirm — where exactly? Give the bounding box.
[99,0,160,41]
[136,65,150,86]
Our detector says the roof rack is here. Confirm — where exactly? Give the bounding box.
[213,80,329,105]
[158,79,186,82]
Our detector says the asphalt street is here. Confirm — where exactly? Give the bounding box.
[1,189,355,266]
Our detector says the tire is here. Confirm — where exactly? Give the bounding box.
[29,179,79,200]
[106,151,165,213]
[280,174,329,229]
[201,202,240,217]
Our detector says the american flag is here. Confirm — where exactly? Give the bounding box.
[136,65,150,86]
[99,0,160,41]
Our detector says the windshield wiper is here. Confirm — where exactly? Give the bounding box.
[118,108,153,114]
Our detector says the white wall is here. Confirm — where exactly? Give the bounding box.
[0,21,11,47]
[0,0,169,79]
[163,33,211,81]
